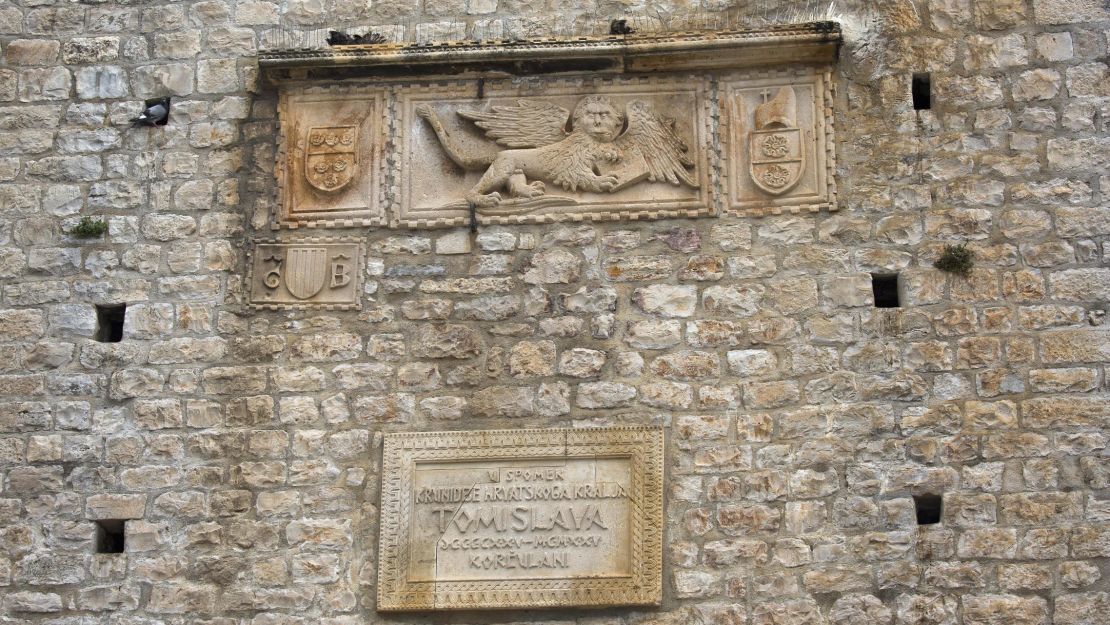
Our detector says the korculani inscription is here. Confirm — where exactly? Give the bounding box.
[378,427,664,611]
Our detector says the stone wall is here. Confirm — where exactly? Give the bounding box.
[1,1,1109,624]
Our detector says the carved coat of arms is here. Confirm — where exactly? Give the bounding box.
[305,126,358,193]
[259,247,353,300]
[748,86,805,195]
[417,96,697,214]
[283,247,329,299]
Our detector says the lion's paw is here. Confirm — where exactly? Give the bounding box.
[595,175,620,192]
[467,191,502,207]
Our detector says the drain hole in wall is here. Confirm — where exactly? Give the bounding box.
[914,494,942,525]
[95,304,126,342]
[871,274,900,308]
[95,520,125,553]
[912,72,931,110]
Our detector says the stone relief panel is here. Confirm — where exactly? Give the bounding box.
[247,238,363,309]
[394,78,712,227]
[377,426,664,611]
[722,68,836,216]
[276,87,386,228]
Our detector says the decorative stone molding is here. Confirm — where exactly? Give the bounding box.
[377,426,665,611]
[247,238,363,309]
[259,22,840,82]
[266,24,840,228]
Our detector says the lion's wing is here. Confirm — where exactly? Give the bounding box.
[457,100,569,148]
[615,101,698,188]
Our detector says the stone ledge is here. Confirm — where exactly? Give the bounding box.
[258,22,841,84]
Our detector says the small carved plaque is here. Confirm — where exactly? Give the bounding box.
[248,238,362,309]
[723,69,836,215]
[378,426,664,611]
[396,79,712,227]
[277,88,385,227]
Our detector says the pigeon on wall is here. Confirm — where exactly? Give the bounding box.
[610,19,634,35]
[327,31,387,45]
[130,97,171,127]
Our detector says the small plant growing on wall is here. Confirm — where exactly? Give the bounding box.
[70,216,108,239]
[934,243,974,276]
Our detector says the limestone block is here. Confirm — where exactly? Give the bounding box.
[522,247,580,284]
[575,382,636,409]
[411,324,482,359]
[469,385,534,417]
[1033,0,1110,24]
[687,320,746,348]
[558,348,605,378]
[5,591,63,612]
[625,319,682,349]
[633,284,697,318]
[85,493,145,520]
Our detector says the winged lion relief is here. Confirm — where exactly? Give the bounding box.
[415,95,699,215]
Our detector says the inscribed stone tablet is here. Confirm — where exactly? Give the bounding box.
[377,426,664,611]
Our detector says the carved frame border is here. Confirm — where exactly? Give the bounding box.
[377,426,665,611]
[719,66,837,217]
[275,86,389,229]
[390,77,714,228]
[246,236,364,310]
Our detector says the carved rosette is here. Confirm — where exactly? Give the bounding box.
[304,126,358,193]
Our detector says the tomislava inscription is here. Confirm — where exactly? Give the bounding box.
[412,460,632,576]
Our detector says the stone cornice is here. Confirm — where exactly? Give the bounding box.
[258,21,840,85]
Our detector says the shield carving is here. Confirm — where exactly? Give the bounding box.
[285,247,328,300]
[305,126,358,193]
[749,127,804,196]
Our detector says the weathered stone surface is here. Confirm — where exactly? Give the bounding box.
[963,594,1048,625]
[410,324,482,359]
[85,494,145,519]
[604,255,672,282]
[626,319,682,349]
[650,351,720,380]
[522,247,580,284]
[469,385,534,417]
[508,340,555,377]
[703,284,763,317]
[558,348,605,378]
[576,382,636,408]
[633,284,697,318]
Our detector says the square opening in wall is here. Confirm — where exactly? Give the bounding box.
[95,304,126,343]
[914,494,942,525]
[912,72,931,110]
[871,274,900,308]
[94,519,125,553]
